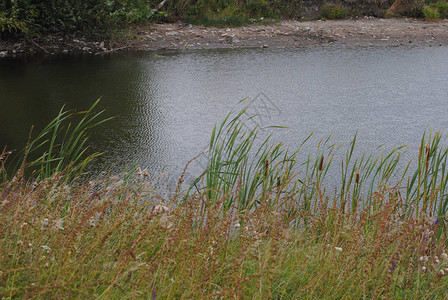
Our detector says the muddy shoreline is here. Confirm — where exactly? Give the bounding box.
[1,18,447,57]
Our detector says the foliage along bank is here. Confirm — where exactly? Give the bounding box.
[2,0,447,41]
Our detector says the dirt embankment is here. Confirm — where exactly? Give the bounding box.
[1,18,448,57]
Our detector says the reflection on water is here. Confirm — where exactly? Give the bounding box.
[1,47,447,180]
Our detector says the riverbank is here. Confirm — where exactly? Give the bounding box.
[1,18,448,57]
[135,18,448,50]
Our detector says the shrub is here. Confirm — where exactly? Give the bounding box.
[319,4,350,20]
[423,5,440,20]
[186,6,252,27]
[0,0,156,38]
[430,0,448,18]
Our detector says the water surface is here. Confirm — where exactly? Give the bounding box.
[1,46,447,181]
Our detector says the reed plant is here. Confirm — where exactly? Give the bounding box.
[1,107,448,298]
[1,99,110,183]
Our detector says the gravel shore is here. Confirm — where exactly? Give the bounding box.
[134,18,448,50]
[1,18,447,57]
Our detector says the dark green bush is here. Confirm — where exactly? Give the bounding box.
[0,0,156,38]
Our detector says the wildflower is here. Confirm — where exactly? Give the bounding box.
[17,240,24,247]
[234,223,241,229]
[390,262,397,272]
[441,252,448,259]
[89,217,96,227]
[21,222,28,229]
[159,215,173,229]
[422,266,427,271]
[153,204,169,214]
[420,256,429,263]
[42,245,51,253]
[438,270,445,276]
[334,247,343,252]
[53,219,64,230]
[40,218,49,230]
[137,168,143,178]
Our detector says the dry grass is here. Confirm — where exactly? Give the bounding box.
[1,107,448,298]
[1,166,447,298]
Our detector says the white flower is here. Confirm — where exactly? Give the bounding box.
[137,168,143,178]
[438,270,445,276]
[441,252,448,259]
[41,245,51,253]
[40,218,49,230]
[422,266,427,271]
[153,204,169,214]
[334,247,343,252]
[420,256,429,262]
[53,219,64,230]
[234,223,240,229]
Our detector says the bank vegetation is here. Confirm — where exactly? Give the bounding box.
[1,0,448,41]
[1,102,448,298]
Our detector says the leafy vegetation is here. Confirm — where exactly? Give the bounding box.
[429,0,448,18]
[1,106,448,298]
[423,5,441,19]
[0,0,158,38]
[319,4,351,20]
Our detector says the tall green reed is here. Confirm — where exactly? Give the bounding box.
[2,99,110,183]
[189,108,448,239]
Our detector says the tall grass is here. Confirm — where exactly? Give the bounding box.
[195,109,448,226]
[2,99,110,183]
[1,107,448,298]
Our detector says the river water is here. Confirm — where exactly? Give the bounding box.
[1,46,447,182]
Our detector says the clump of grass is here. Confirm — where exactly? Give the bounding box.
[2,99,110,183]
[423,5,440,20]
[186,6,252,27]
[1,107,448,298]
[429,0,448,18]
[319,4,350,20]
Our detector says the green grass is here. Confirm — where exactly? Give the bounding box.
[185,6,278,27]
[3,99,110,183]
[186,7,252,27]
[423,5,441,20]
[429,0,448,19]
[1,106,448,298]
[319,4,350,20]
